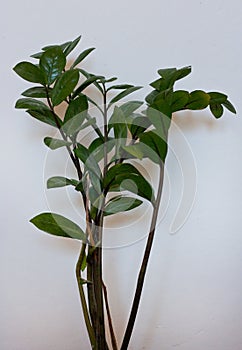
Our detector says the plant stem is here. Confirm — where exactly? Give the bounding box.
[102,281,118,350]
[120,163,164,350]
[76,243,96,349]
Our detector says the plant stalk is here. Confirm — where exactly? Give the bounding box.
[120,163,164,350]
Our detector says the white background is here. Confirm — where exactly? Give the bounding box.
[1,0,242,349]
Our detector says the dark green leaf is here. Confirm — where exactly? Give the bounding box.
[64,95,88,123]
[208,91,227,103]
[222,100,236,114]
[186,90,210,110]
[73,75,104,97]
[129,115,151,138]
[30,212,86,240]
[13,62,45,84]
[140,130,168,163]
[104,196,142,216]
[15,98,49,111]
[51,69,79,106]
[47,176,77,188]
[171,90,189,112]
[71,48,95,68]
[44,137,71,150]
[108,86,143,107]
[209,103,224,118]
[107,84,134,92]
[89,137,115,162]
[40,47,66,85]
[119,101,143,117]
[26,110,62,128]
[22,86,50,98]
[63,35,82,56]
[104,163,154,203]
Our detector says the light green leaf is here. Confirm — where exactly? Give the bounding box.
[104,196,142,216]
[40,46,66,85]
[44,137,71,150]
[47,176,77,188]
[13,61,45,84]
[122,144,143,160]
[30,212,86,240]
[51,69,79,106]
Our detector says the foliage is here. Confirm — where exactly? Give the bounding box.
[14,35,236,350]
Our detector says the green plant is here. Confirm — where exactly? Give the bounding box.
[14,35,236,350]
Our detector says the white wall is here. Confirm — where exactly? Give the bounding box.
[1,0,242,349]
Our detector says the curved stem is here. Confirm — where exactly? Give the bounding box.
[120,163,164,350]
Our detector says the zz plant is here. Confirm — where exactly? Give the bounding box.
[14,35,236,350]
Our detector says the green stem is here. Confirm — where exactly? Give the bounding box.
[120,163,164,350]
[76,243,96,349]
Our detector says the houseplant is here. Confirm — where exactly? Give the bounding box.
[13,35,236,349]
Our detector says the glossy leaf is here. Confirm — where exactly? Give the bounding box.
[13,61,45,84]
[40,46,66,85]
[47,176,77,188]
[44,137,71,150]
[208,91,227,104]
[108,86,143,107]
[73,75,104,97]
[30,212,86,240]
[26,110,62,128]
[171,90,189,112]
[15,98,49,111]
[222,100,236,114]
[186,90,210,110]
[209,103,223,118]
[63,35,81,56]
[107,84,134,92]
[51,69,79,106]
[64,95,88,123]
[104,196,142,216]
[104,163,154,203]
[22,86,50,98]
[140,131,167,163]
[71,48,95,68]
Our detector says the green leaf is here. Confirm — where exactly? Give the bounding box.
[186,90,210,110]
[22,86,51,98]
[146,107,171,140]
[129,115,151,138]
[140,130,168,163]
[15,98,49,111]
[104,196,142,216]
[13,61,45,84]
[64,95,88,123]
[26,110,62,128]
[71,48,95,68]
[222,99,236,114]
[209,103,224,118]
[107,84,134,92]
[119,101,143,117]
[73,75,104,97]
[208,91,227,104]
[104,163,154,203]
[44,137,71,150]
[30,212,86,240]
[89,137,115,162]
[171,90,189,112]
[122,144,143,160]
[40,46,66,85]
[108,86,143,107]
[63,35,82,56]
[47,176,77,188]
[51,69,79,106]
